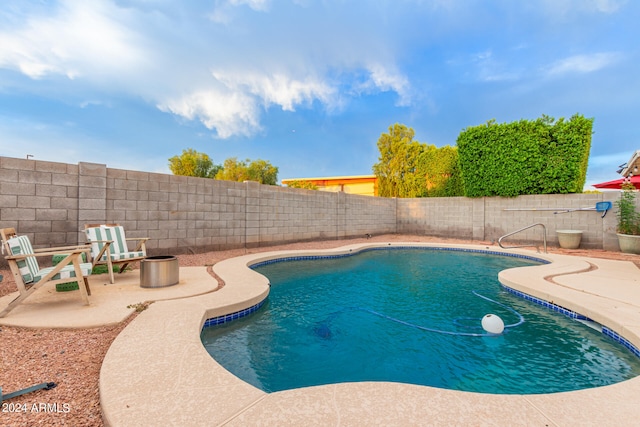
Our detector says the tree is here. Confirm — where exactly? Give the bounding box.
[372,124,425,197]
[415,145,464,197]
[168,149,221,178]
[215,158,279,185]
[372,124,463,198]
[216,157,249,182]
[247,159,279,185]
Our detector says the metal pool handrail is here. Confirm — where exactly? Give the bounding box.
[498,223,547,253]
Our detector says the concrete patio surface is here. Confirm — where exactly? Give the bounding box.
[3,242,640,426]
[0,267,218,328]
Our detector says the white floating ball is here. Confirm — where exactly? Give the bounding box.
[481,314,505,334]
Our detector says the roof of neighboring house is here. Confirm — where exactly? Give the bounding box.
[281,175,377,185]
[619,150,640,177]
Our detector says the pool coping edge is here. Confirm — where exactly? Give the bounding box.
[100,242,640,427]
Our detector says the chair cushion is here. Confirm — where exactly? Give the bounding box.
[108,251,145,261]
[101,226,129,254]
[6,236,39,284]
[85,225,145,262]
[86,226,130,261]
[85,226,111,261]
[34,262,93,282]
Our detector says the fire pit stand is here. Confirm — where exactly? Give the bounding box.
[140,255,179,288]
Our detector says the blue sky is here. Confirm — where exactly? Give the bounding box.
[0,0,637,188]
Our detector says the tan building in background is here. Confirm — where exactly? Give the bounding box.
[282,175,378,196]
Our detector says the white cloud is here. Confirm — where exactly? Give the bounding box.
[366,65,411,106]
[546,52,621,76]
[158,89,262,138]
[159,1,416,134]
[157,71,338,138]
[0,1,147,80]
[213,71,335,111]
[0,0,415,139]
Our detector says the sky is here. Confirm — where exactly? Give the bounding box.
[0,0,638,188]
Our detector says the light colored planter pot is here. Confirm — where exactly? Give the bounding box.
[617,233,640,254]
[557,230,582,249]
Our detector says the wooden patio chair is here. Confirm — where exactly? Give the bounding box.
[0,228,92,318]
[84,224,149,284]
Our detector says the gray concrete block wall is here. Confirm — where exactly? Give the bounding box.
[399,193,622,250]
[105,169,249,254]
[0,156,632,265]
[483,193,609,249]
[344,193,396,238]
[397,197,476,239]
[255,184,340,246]
[471,198,485,240]
[601,191,621,251]
[78,162,107,223]
[0,157,81,247]
[107,167,164,251]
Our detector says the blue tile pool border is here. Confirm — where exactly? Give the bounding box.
[202,299,266,329]
[249,246,550,269]
[502,285,640,358]
[502,286,593,320]
[603,327,640,358]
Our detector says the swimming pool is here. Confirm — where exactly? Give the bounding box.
[201,248,640,394]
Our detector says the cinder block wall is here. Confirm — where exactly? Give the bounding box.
[0,157,397,262]
[99,167,253,253]
[0,156,627,268]
[397,197,480,239]
[249,184,396,246]
[482,193,619,250]
[397,193,620,250]
[0,157,81,247]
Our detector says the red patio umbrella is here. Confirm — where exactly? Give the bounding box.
[593,175,640,189]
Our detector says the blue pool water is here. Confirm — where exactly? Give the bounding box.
[201,248,640,394]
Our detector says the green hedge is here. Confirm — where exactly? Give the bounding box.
[456,114,593,197]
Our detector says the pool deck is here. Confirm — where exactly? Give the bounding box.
[2,242,640,426]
